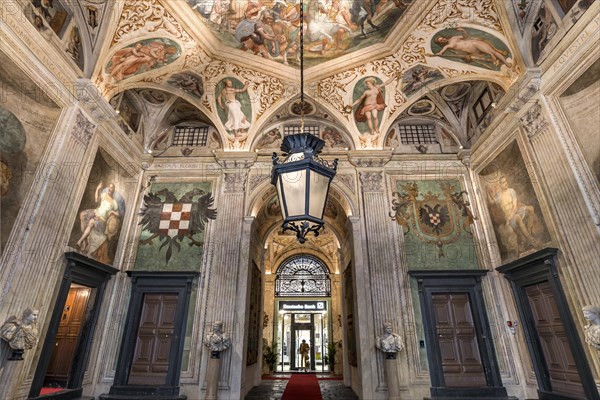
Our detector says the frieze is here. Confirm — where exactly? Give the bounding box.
[505,71,541,113]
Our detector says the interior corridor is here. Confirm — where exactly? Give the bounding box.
[244,374,359,400]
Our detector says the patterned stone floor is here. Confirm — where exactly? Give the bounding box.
[244,375,359,400]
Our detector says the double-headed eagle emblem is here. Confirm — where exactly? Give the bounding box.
[139,187,217,263]
[390,182,475,257]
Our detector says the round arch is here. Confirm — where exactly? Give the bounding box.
[275,254,331,298]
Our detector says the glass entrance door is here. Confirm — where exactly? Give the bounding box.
[277,310,330,372]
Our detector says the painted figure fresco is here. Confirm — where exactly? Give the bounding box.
[186,0,412,67]
[401,65,444,98]
[106,38,181,83]
[255,128,282,149]
[136,182,216,268]
[0,54,60,256]
[168,72,205,98]
[479,142,551,263]
[66,26,84,70]
[431,27,512,71]
[321,126,349,148]
[351,76,396,135]
[70,151,126,265]
[390,180,478,269]
[531,3,557,64]
[216,78,252,137]
[30,0,71,37]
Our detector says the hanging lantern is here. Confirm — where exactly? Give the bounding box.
[271,133,338,243]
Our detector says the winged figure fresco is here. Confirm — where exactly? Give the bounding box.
[138,187,217,263]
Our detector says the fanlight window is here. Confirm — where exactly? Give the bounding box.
[275,255,331,297]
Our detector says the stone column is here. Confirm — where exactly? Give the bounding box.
[521,101,600,304]
[202,155,255,399]
[351,152,404,397]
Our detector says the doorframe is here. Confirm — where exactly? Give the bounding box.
[409,270,508,399]
[108,271,198,398]
[29,252,118,399]
[497,248,600,400]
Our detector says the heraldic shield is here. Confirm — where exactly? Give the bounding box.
[390,182,476,257]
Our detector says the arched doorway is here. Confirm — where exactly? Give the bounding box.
[274,255,332,372]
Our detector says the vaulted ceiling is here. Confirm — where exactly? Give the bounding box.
[84,0,527,153]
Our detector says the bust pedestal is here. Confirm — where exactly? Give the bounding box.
[383,352,401,400]
[205,351,221,400]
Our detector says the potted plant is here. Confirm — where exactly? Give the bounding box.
[327,340,341,374]
[263,340,279,374]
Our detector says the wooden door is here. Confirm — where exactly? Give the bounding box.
[526,282,586,399]
[128,293,179,385]
[432,293,486,387]
[44,286,91,385]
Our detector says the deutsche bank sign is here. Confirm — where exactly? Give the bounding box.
[279,301,327,311]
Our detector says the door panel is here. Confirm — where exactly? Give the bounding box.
[44,287,91,385]
[432,293,485,387]
[128,293,179,385]
[526,282,586,399]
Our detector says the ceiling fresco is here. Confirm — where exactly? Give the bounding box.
[184,0,414,67]
[92,0,523,152]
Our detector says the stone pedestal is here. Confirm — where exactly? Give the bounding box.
[383,353,401,400]
[205,351,222,400]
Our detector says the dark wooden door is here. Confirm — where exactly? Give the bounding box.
[44,286,91,386]
[526,282,586,399]
[128,293,179,385]
[432,292,486,387]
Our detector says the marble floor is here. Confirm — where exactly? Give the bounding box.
[244,375,359,400]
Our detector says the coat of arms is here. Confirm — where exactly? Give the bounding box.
[390,182,475,257]
[139,187,217,263]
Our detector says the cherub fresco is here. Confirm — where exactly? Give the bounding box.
[106,39,180,83]
[431,27,513,71]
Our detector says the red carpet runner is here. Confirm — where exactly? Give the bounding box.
[282,374,323,400]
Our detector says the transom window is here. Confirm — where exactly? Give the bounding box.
[173,126,208,146]
[284,125,319,137]
[398,124,438,144]
[275,255,331,297]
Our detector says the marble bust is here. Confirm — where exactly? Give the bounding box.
[204,321,231,352]
[583,305,600,350]
[0,308,40,359]
[376,322,404,353]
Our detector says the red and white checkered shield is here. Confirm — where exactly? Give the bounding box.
[159,203,192,238]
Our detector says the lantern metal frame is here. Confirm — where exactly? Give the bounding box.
[271,134,338,243]
[270,0,338,243]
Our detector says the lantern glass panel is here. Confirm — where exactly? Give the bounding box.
[280,169,307,217]
[308,170,330,219]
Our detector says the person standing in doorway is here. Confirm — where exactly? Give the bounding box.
[299,339,310,372]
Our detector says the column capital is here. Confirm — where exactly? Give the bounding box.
[359,171,384,193]
[520,101,548,141]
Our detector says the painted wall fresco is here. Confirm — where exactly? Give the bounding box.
[135,182,216,270]
[66,25,84,70]
[559,58,600,182]
[351,76,394,135]
[78,0,110,49]
[105,38,181,83]
[390,180,478,269]
[69,150,127,265]
[216,77,253,136]
[401,65,444,98]
[531,3,557,64]
[430,27,513,71]
[29,0,72,38]
[167,71,205,98]
[186,0,413,67]
[0,53,60,256]
[479,142,551,263]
